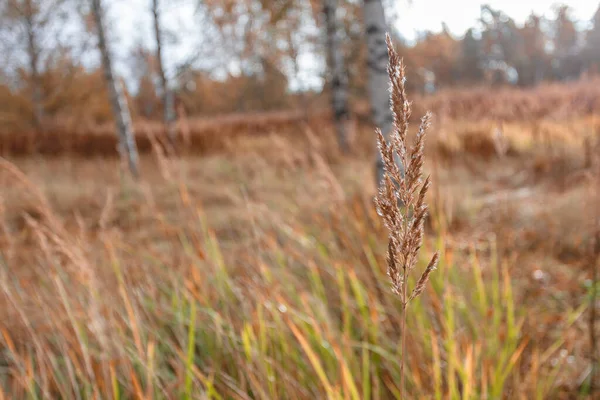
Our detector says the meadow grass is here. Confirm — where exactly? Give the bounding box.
[0,52,598,400]
[0,152,588,399]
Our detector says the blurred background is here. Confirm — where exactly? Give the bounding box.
[1,1,600,399]
[2,0,600,128]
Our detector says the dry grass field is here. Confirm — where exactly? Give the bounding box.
[0,80,599,399]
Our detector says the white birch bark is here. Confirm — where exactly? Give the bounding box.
[91,0,140,178]
[363,0,401,185]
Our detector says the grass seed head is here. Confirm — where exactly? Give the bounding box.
[375,34,437,305]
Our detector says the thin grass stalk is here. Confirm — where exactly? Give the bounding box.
[591,235,598,395]
[374,34,439,398]
[590,134,600,394]
[400,271,407,397]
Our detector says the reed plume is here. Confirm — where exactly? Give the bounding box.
[374,34,439,398]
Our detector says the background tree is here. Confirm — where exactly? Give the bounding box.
[552,5,581,80]
[363,0,397,185]
[2,0,600,132]
[90,0,139,178]
[584,4,600,74]
[479,5,521,85]
[459,28,484,83]
[517,14,549,86]
[323,0,350,153]
[151,0,177,150]
[0,0,76,129]
[128,44,161,120]
[200,0,297,111]
[410,28,459,91]
[282,3,308,116]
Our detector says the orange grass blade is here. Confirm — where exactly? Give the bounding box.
[285,319,334,395]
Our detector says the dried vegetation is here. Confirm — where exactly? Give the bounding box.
[0,55,600,400]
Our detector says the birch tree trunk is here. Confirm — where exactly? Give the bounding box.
[24,0,44,129]
[91,0,140,178]
[363,0,399,185]
[323,0,350,153]
[151,0,177,152]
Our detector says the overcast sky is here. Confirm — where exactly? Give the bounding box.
[394,0,598,42]
[107,0,599,90]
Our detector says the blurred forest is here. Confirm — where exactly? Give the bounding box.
[2,0,600,132]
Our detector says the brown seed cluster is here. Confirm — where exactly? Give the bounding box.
[374,34,439,305]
